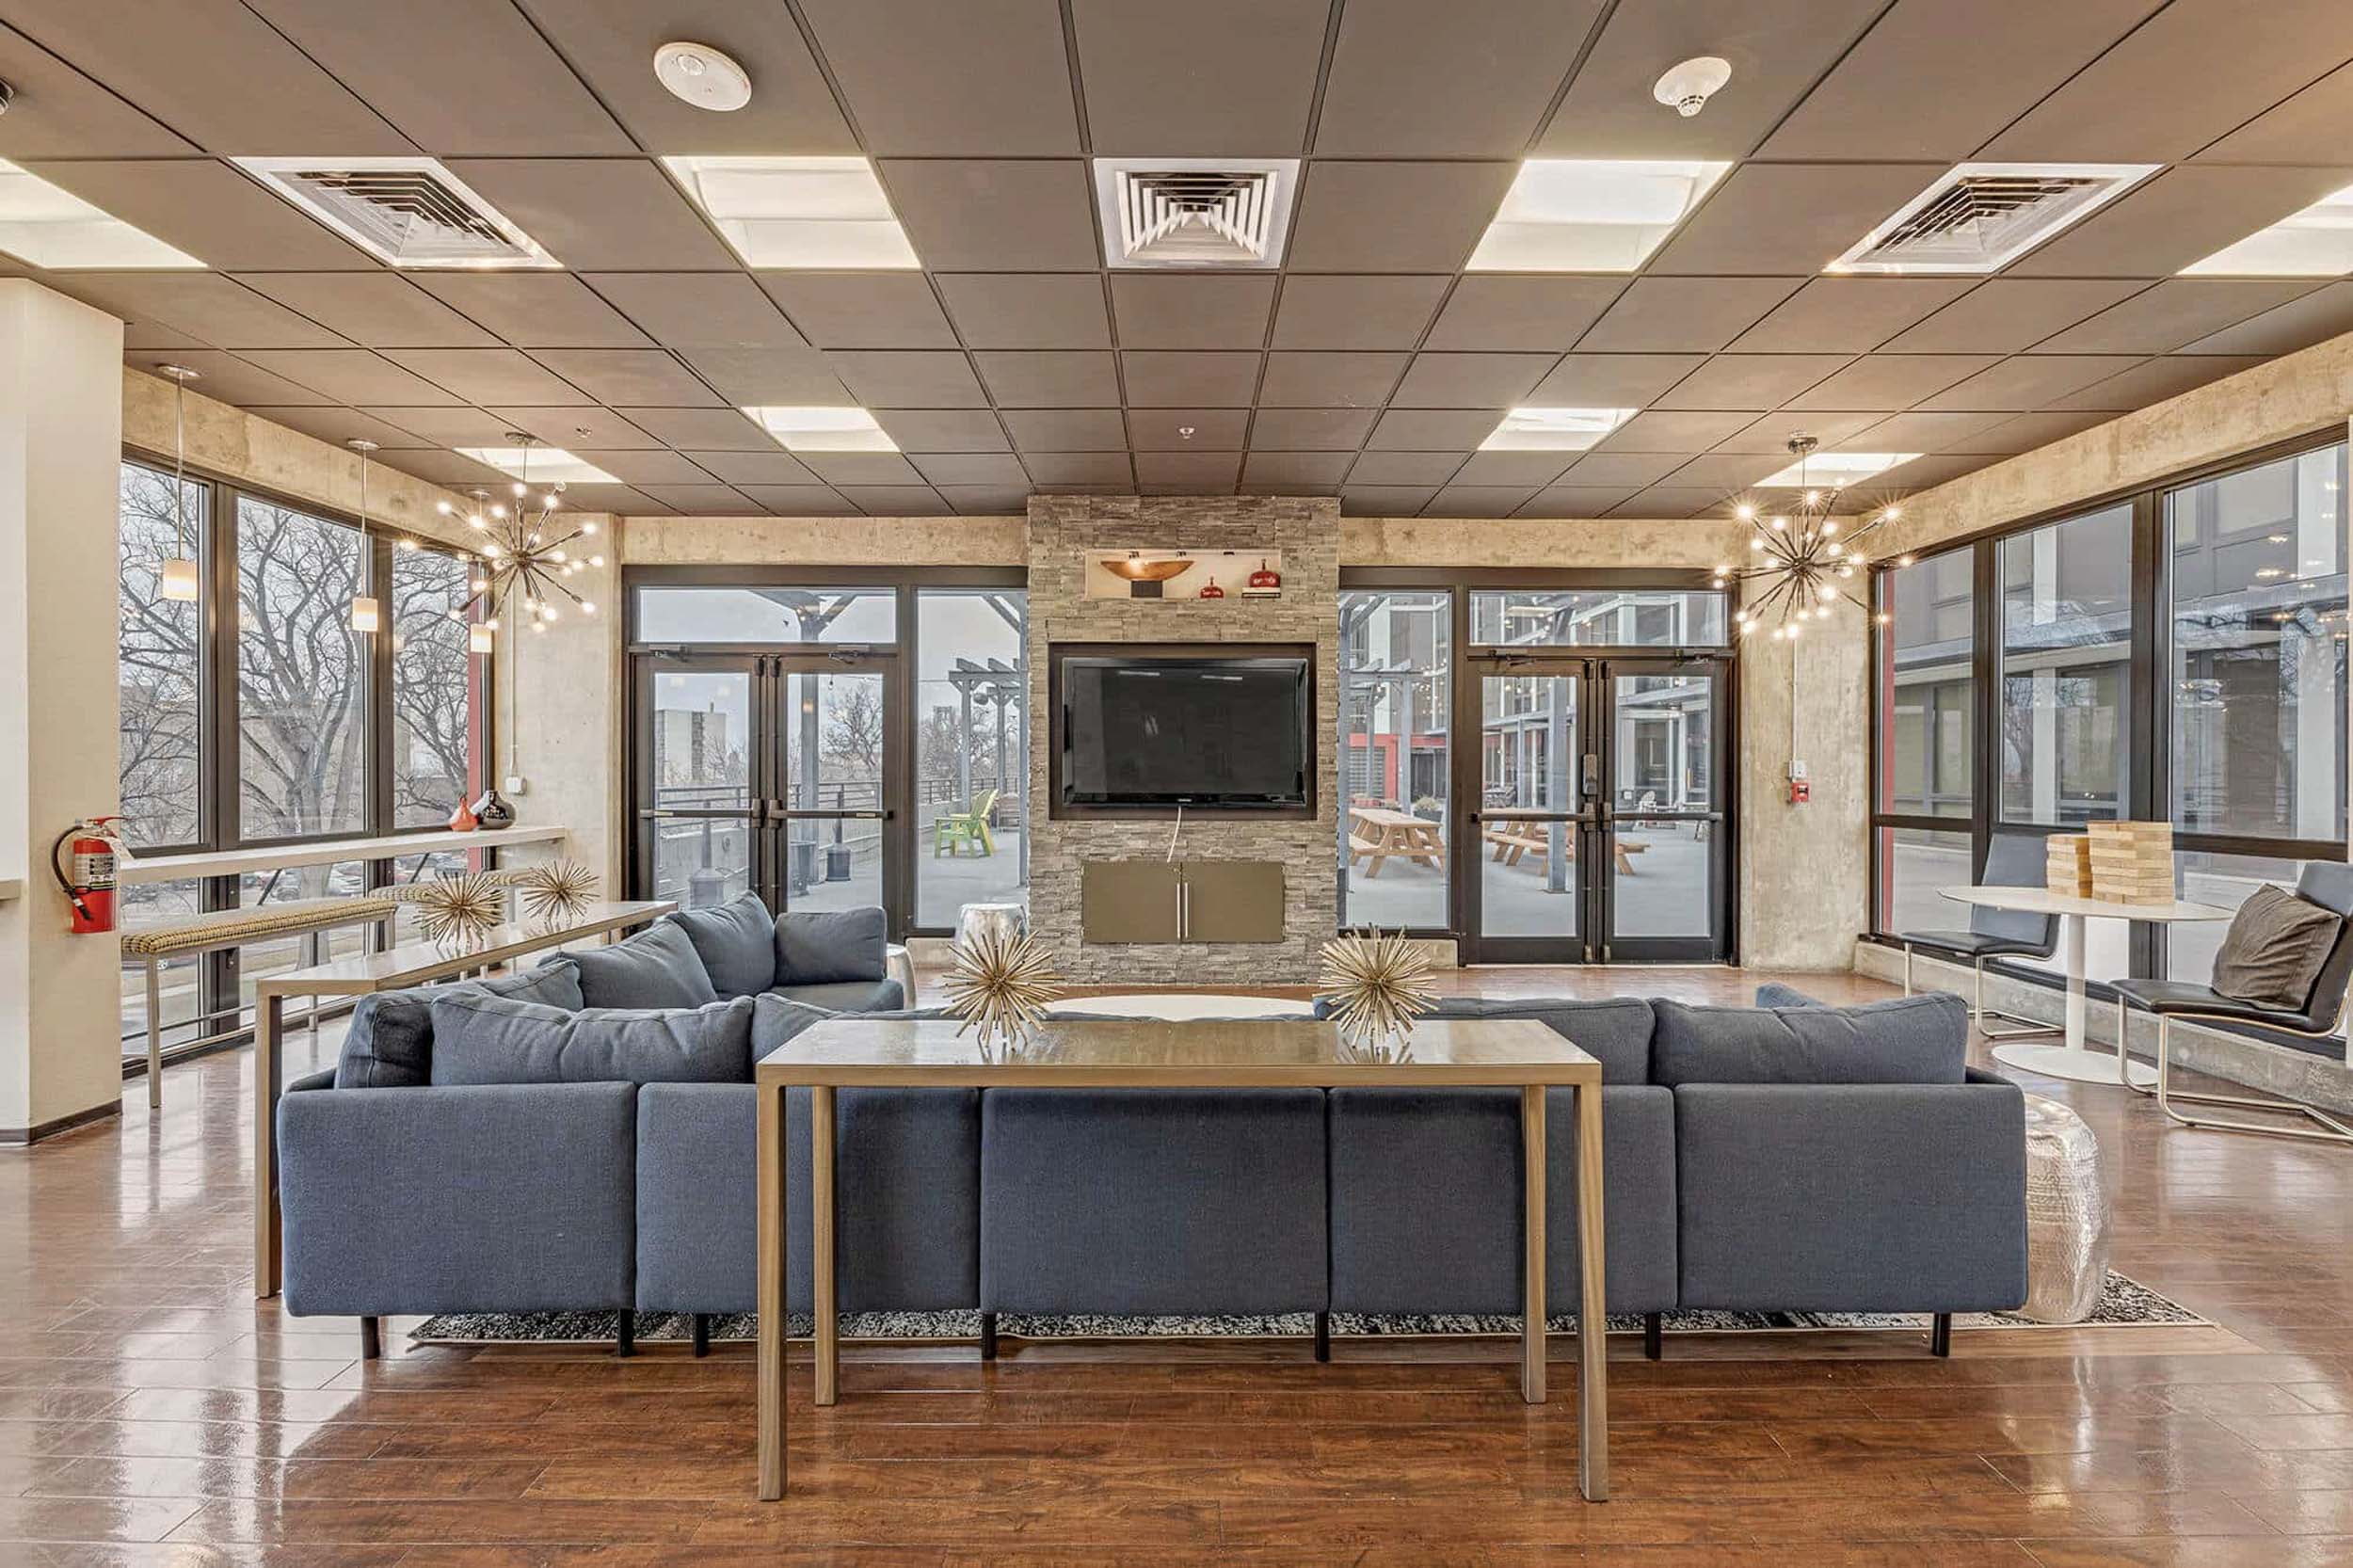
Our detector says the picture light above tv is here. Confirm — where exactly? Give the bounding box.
[1051,643,1316,817]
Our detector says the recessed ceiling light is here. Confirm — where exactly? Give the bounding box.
[653,40,752,112]
[662,156,918,268]
[1755,451,1920,488]
[0,159,202,268]
[2183,183,2353,276]
[1093,158,1300,268]
[1466,160,1730,272]
[1481,408,1638,451]
[743,406,898,453]
[234,157,557,268]
[1828,163,2157,274]
[455,445,618,485]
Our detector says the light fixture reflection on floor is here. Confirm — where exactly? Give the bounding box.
[1714,437,1910,641]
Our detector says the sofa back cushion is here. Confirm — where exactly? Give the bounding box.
[776,905,885,985]
[1651,993,1967,1086]
[429,992,755,1085]
[333,964,584,1089]
[664,892,778,998]
[541,920,718,1011]
[1426,997,1657,1083]
[752,994,838,1058]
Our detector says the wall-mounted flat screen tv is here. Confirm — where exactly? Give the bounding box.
[1055,648,1313,812]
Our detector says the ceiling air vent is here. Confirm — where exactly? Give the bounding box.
[1093,157,1299,268]
[233,156,559,268]
[1829,163,2157,274]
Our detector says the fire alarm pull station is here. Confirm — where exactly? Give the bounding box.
[1787,759,1810,806]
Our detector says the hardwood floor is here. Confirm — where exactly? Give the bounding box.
[7,964,2353,1565]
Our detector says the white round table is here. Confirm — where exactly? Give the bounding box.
[1936,886,2231,1086]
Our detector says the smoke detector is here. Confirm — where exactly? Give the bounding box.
[1653,56,1731,119]
[655,41,752,112]
[1093,157,1300,268]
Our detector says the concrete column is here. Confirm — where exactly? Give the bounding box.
[0,282,127,1141]
[1740,609,1870,969]
[499,520,624,897]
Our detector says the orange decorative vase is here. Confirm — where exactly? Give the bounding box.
[447,799,479,832]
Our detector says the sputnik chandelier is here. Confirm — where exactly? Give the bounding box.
[435,433,606,635]
[1711,436,1913,641]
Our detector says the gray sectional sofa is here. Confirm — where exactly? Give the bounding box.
[277,898,2027,1359]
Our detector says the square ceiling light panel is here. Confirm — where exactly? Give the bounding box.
[1828,164,2159,275]
[235,157,558,268]
[1481,408,1638,451]
[454,445,619,485]
[1094,158,1301,268]
[744,406,900,453]
[1755,450,1921,488]
[1467,161,1731,272]
[663,157,918,268]
[0,160,202,267]
[2184,184,2353,276]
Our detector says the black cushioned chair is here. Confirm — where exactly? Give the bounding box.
[2111,861,2353,1144]
[1897,828,2061,1040]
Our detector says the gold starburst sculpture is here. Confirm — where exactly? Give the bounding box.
[413,872,507,948]
[942,925,1064,1053]
[517,860,598,925]
[1317,928,1439,1044]
[1711,435,1910,642]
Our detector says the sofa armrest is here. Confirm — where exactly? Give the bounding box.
[287,1066,338,1095]
[1675,1080,2026,1313]
[278,1081,636,1318]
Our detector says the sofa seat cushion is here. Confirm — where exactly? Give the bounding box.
[1651,993,1967,1086]
[429,992,755,1085]
[334,964,584,1089]
[776,905,886,985]
[542,921,719,1011]
[665,892,778,998]
[767,978,904,1014]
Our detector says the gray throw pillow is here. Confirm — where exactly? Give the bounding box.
[751,993,839,1057]
[2211,885,2342,1012]
[1753,983,1825,1009]
[428,992,755,1085]
[1651,994,1967,1086]
[333,964,584,1089]
[776,905,886,984]
[541,920,718,1010]
[665,892,778,998]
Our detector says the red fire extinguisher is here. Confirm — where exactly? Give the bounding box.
[51,817,124,934]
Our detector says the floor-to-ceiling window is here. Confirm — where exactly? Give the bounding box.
[1338,588,1451,931]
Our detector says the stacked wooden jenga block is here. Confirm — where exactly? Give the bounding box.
[2087,820,2175,906]
[2045,834,2093,898]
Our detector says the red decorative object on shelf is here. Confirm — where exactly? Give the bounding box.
[447,798,479,832]
[1248,557,1281,591]
[1197,577,1225,600]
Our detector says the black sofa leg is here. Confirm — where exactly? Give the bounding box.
[615,1312,634,1358]
[691,1314,711,1358]
[359,1316,381,1361]
[979,1311,998,1361]
[1929,1312,1951,1358]
[1643,1312,1662,1361]
[1313,1311,1331,1363]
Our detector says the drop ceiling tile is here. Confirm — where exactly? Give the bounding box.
[1071,0,1325,152]
[2007,166,2353,279]
[2029,280,2321,356]
[973,351,1121,408]
[758,274,959,350]
[531,350,718,407]
[375,448,508,487]
[687,449,820,486]
[1272,276,1451,349]
[511,0,857,156]
[1241,452,1355,488]
[1913,355,2145,412]
[1002,410,1129,452]
[443,159,737,270]
[1613,487,1731,520]
[2182,282,2353,357]
[1423,486,1541,517]
[358,406,526,446]
[1037,482,1138,496]
[1653,355,1849,411]
[488,407,663,450]
[1128,409,1250,450]
[1390,353,1556,409]
[119,321,210,353]
[24,160,373,270]
[2199,59,2353,164]
[1840,411,2016,453]
[879,160,1100,270]
[1759,0,2163,161]
[1667,453,1786,491]
[1527,353,1707,407]
[419,274,655,348]
[1257,352,1409,408]
[1120,351,1261,407]
[1558,451,1687,487]
[64,273,351,349]
[1647,163,1948,277]
[233,273,495,348]
[826,350,989,409]
[1135,452,1242,490]
[583,274,807,349]
[1421,277,1625,353]
[567,450,715,486]
[2046,355,2270,412]
[239,349,460,406]
[935,275,1112,349]
[0,23,194,158]
[624,408,777,451]
[1315,0,1605,156]
[676,346,854,407]
[798,0,1080,154]
[842,485,953,516]
[910,453,1030,487]
[1727,279,1977,355]
[1595,410,1760,452]
[1287,161,1520,273]
[1341,486,1441,516]
[939,486,1031,515]
[640,484,764,515]
[872,409,1014,453]
[1874,453,2001,490]
[1949,409,2121,454]
[1783,355,2000,412]
[1349,451,1470,485]
[547,481,660,514]
[1577,278,1803,354]
[1110,276,1277,349]
[1450,451,1577,487]
[1882,280,2148,355]
[1022,452,1134,484]
[1367,410,1499,450]
[383,349,589,406]
[242,406,434,449]
[1516,486,1642,517]
[740,486,860,516]
[1247,408,1380,450]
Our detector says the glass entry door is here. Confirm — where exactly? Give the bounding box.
[1600,660,1728,961]
[776,663,891,914]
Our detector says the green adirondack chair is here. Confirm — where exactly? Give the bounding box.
[933,788,999,857]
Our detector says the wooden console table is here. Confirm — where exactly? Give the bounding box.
[252,899,675,1299]
[753,1016,1609,1502]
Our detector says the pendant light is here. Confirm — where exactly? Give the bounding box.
[347,439,380,633]
[156,365,201,602]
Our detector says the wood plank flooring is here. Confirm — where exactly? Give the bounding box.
[6,965,2353,1564]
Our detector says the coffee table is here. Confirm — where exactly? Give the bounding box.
[752,1016,1609,1503]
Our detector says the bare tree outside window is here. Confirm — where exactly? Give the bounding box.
[236,497,368,843]
[392,548,476,827]
[118,463,205,849]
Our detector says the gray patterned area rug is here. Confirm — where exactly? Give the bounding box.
[413,1272,2199,1345]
